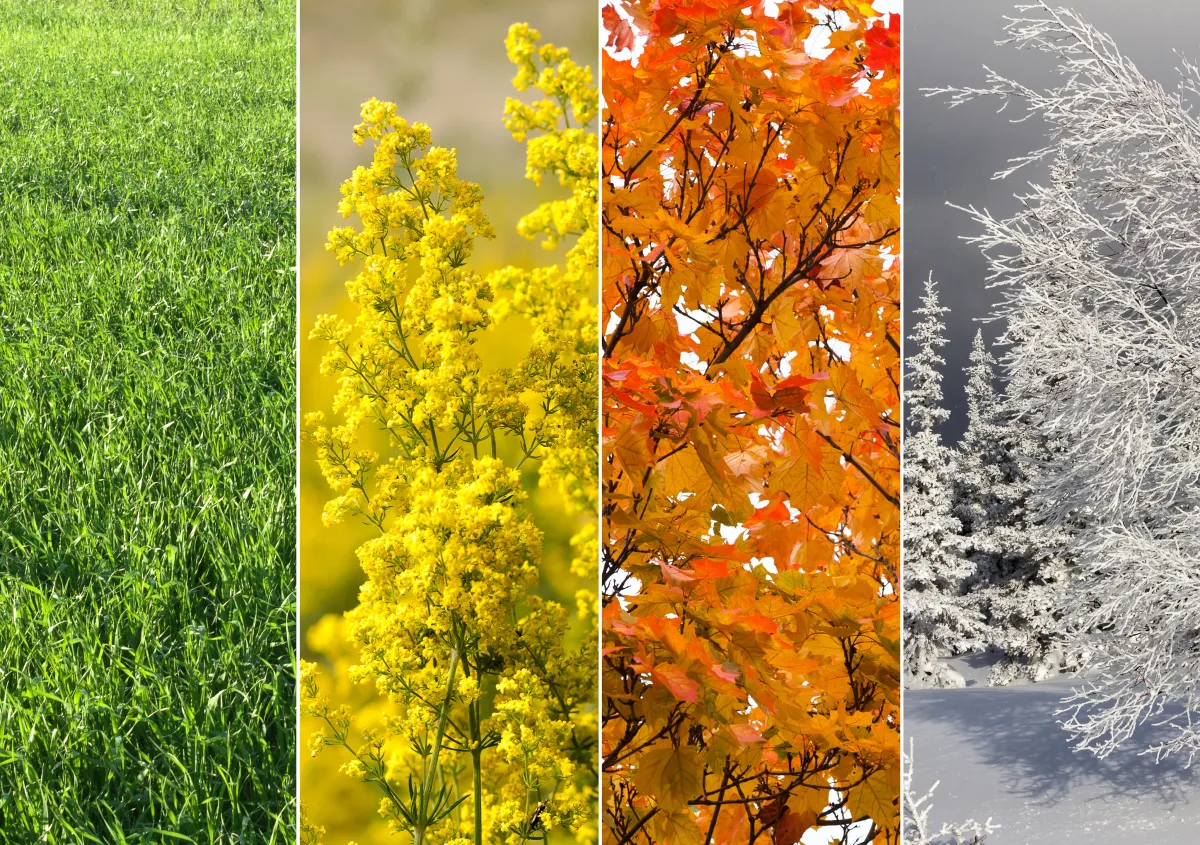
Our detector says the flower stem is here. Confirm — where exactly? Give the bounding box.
[413,647,460,845]
[424,647,460,798]
[472,747,483,845]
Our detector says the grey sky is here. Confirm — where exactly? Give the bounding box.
[905,0,1200,441]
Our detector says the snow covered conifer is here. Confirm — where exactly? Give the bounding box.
[952,330,1073,684]
[953,331,1008,539]
[903,276,977,688]
[931,2,1200,758]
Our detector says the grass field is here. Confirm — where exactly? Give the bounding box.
[0,1,295,841]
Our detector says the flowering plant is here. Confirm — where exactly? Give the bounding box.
[301,23,598,845]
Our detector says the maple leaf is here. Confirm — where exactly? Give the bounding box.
[602,2,900,842]
[603,4,638,53]
[773,807,818,845]
[865,14,900,72]
[645,660,701,703]
[634,745,704,813]
[854,766,900,833]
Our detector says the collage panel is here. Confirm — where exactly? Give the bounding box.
[0,0,296,840]
[25,1,1200,842]
[601,2,901,843]
[296,1,600,843]
[902,1,1200,841]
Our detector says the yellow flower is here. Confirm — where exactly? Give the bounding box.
[306,21,598,845]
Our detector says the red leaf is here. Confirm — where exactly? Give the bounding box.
[610,389,658,416]
[758,795,787,827]
[661,562,696,583]
[603,5,637,53]
[774,372,829,391]
[712,662,741,682]
[772,371,827,413]
[690,558,731,579]
[729,722,762,743]
[773,808,806,845]
[865,14,900,72]
[749,370,775,415]
[748,496,791,525]
[649,663,700,702]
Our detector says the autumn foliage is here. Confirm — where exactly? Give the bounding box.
[601,2,900,842]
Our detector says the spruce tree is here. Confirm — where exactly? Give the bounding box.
[902,276,977,688]
[953,330,1072,684]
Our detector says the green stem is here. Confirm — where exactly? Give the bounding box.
[414,648,460,845]
[466,695,485,845]
[424,648,460,797]
[472,747,483,845]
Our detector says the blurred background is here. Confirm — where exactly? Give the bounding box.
[299,1,596,840]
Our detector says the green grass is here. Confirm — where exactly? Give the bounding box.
[0,1,295,841]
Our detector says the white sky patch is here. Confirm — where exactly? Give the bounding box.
[609,574,642,611]
[880,244,896,271]
[750,555,779,574]
[759,423,786,451]
[731,28,762,58]
[803,7,854,60]
[827,337,851,361]
[680,350,708,373]
[674,303,710,336]
[602,2,650,65]
[720,523,749,543]
[778,349,797,377]
[872,0,901,15]
[660,159,677,199]
[800,790,875,845]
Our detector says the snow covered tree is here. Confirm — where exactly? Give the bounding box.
[952,332,1011,551]
[931,2,1200,760]
[952,330,1073,685]
[903,276,978,688]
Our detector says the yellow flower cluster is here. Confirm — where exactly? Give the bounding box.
[495,23,599,639]
[302,22,597,845]
[347,458,542,697]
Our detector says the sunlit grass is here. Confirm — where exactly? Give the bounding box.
[0,1,295,840]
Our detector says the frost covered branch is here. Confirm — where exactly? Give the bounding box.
[928,2,1200,760]
[902,742,997,844]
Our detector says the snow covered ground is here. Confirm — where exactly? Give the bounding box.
[906,655,1200,843]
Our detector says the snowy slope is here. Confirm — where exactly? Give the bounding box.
[906,657,1200,843]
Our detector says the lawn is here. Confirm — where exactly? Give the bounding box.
[0,0,295,841]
